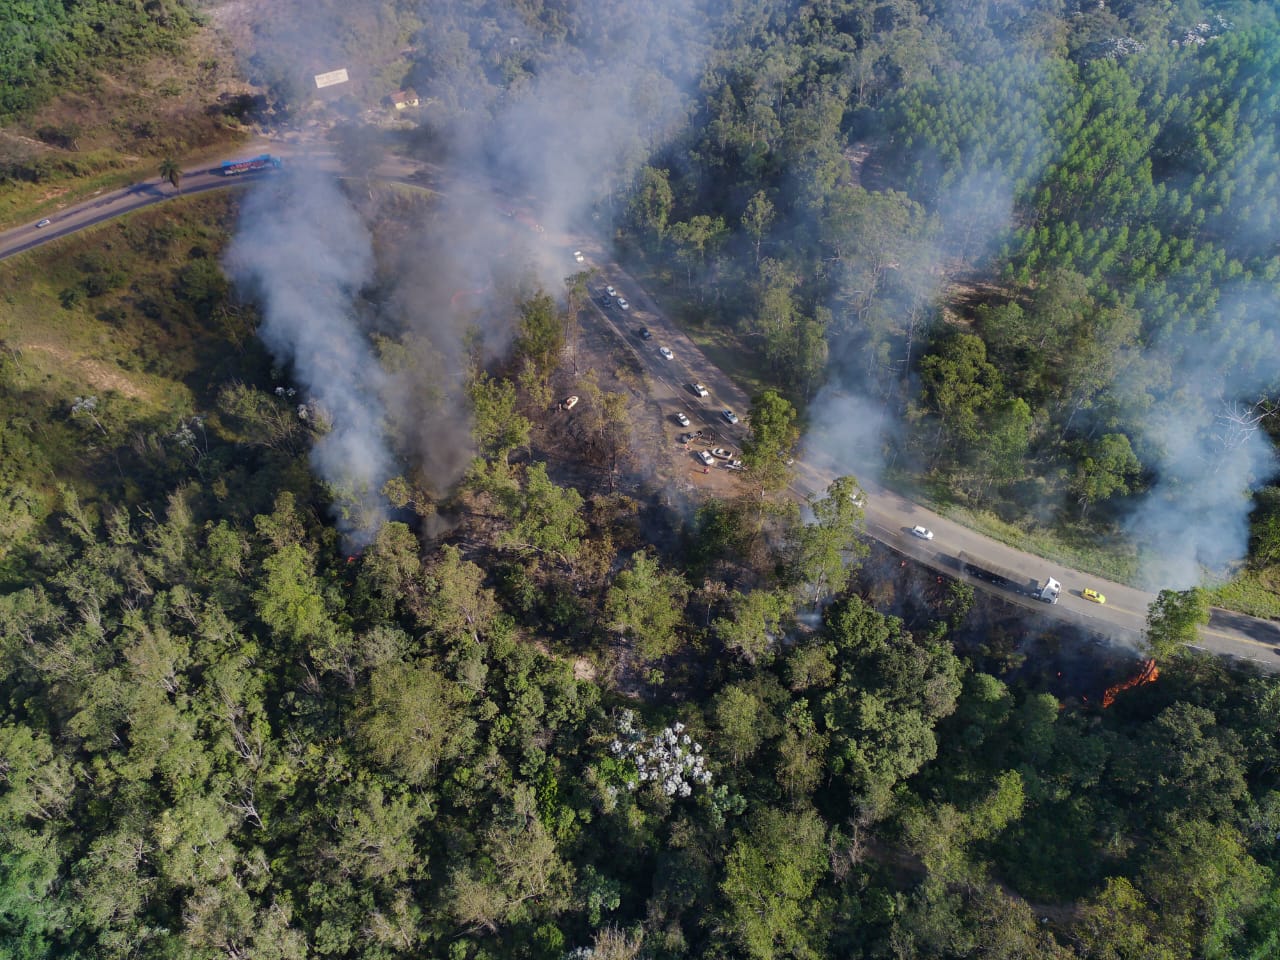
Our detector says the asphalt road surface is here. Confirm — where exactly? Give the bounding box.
[5,144,1279,673]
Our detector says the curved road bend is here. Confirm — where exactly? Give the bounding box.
[4,150,1279,672]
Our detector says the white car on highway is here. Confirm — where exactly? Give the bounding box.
[659,346,674,360]
[573,250,585,263]
[675,411,690,427]
[911,525,934,540]
[606,285,617,297]
[722,409,739,424]
[617,298,630,310]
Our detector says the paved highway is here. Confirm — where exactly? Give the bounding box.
[4,144,1278,672]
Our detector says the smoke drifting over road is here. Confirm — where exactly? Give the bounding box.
[225,169,392,545]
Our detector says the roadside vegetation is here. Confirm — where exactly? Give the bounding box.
[0,193,261,576]
[0,0,258,228]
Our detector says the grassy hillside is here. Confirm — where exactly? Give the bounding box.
[0,192,269,572]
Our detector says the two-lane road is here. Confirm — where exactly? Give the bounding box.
[0,141,283,261]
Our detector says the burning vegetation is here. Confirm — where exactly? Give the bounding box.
[1102,658,1161,708]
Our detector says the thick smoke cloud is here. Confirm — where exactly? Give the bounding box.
[370,1,709,490]
[1124,287,1280,588]
[225,169,392,545]
[225,0,712,526]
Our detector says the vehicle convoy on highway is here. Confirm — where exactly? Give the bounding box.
[219,154,283,176]
[958,552,1062,604]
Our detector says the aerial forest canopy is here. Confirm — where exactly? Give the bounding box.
[5,1,1280,959]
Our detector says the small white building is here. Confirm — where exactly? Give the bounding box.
[389,90,420,110]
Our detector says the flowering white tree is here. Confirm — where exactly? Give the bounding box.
[608,710,712,799]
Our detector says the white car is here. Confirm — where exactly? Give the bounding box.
[617,298,630,310]
[675,412,690,427]
[36,218,51,228]
[573,250,585,263]
[692,383,709,398]
[697,450,715,466]
[911,525,934,540]
[722,409,739,424]
[659,346,674,360]
[606,285,617,297]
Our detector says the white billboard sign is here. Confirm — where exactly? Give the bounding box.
[314,68,350,89]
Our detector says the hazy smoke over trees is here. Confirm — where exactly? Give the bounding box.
[1123,291,1280,588]
[225,169,392,545]
[223,0,1280,590]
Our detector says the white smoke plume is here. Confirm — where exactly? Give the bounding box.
[1123,287,1280,588]
[224,168,392,546]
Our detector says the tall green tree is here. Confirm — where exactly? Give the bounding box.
[1145,588,1209,659]
[791,476,868,604]
[467,372,531,464]
[515,292,563,379]
[159,157,182,194]
[741,189,774,265]
[628,166,673,244]
[604,550,690,661]
[500,463,586,564]
[720,808,828,960]
[741,389,799,495]
[357,659,472,785]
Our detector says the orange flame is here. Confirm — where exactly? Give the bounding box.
[1102,659,1159,708]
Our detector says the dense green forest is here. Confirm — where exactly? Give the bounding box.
[2,184,1280,960]
[6,1,1280,958]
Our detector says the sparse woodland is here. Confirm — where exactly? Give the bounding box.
[4,1,1280,959]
